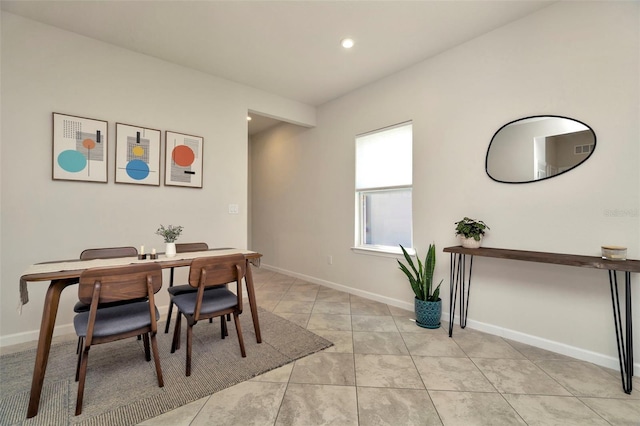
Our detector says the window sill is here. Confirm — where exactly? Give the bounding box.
[351,246,415,258]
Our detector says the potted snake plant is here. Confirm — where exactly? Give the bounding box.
[398,244,443,329]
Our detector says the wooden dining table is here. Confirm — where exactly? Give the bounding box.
[19,248,262,419]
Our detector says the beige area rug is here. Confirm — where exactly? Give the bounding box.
[0,309,333,425]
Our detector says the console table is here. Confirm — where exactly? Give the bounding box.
[443,245,639,394]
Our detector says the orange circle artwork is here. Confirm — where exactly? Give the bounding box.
[172,145,195,167]
[82,138,96,150]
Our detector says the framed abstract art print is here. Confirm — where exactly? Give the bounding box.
[52,113,108,183]
[164,131,203,188]
[115,123,161,186]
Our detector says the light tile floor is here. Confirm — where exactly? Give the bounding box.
[141,268,640,425]
[5,268,639,425]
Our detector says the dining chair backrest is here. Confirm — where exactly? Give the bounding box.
[74,262,164,415]
[176,242,209,253]
[188,254,246,290]
[78,263,162,305]
[80,246,138,260]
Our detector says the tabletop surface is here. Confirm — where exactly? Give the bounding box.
[443,246,640,273]
[21,248,260,279]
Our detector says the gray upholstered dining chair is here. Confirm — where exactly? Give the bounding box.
[170,254,247,376]
[164,242,212,334]
[74,247,145,354]
[74,263,164,415]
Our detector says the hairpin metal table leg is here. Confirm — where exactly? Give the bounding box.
[460,255,473,329]
[449,253,458,337]
[608,270,633,394]
[449,253,474,337]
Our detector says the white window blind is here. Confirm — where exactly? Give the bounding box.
[356,122,412,190]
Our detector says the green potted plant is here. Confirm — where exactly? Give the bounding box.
[156,224,183,258]
[454,217,489,248]
[398,244,443,329]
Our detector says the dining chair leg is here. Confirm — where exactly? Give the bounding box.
[186,323,193,377]
[142,333,151,361]
[164,301,174,334]
[171,313,182,353]
[75,347,90,416]
[165,267,176,334]
[233,312,246,357]
[149,332,164,387]
[75,338,84,382]
[220,316,227,339]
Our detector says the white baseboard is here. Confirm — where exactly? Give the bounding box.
[262,264,414,312]
[0,305,172,348]
[0,324,76,348]
[450,315,640,372]
[262,263,640,373]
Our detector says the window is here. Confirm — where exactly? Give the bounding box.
[355,121,412,252]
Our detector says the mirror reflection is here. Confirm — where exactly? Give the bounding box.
[486,115,596,184]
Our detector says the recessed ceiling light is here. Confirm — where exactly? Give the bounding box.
[247,116,252,121]
[341,38,354,49]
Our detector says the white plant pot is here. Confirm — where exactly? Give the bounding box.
[165,242,176,257]
[461,236,482,249]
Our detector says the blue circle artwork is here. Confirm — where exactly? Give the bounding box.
[126,159,150,180]
[57,150,87,173]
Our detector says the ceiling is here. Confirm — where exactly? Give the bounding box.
[1,0,554,133]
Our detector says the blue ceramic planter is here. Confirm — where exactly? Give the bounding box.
[414,298,441,329]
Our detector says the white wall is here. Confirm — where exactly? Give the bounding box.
[251,1,640,370]
[0,12,315,344]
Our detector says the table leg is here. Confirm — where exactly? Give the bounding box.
[448,253,458,337]
[27,279,76,418]
[245,261,262,343]
[460,255,473,329]
[448,254,474,337]
[608,270,634,394]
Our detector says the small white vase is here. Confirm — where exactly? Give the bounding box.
[461,236,482,249]
[165,242,176,258]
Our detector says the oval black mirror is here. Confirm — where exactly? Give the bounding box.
[486,115,596,184]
